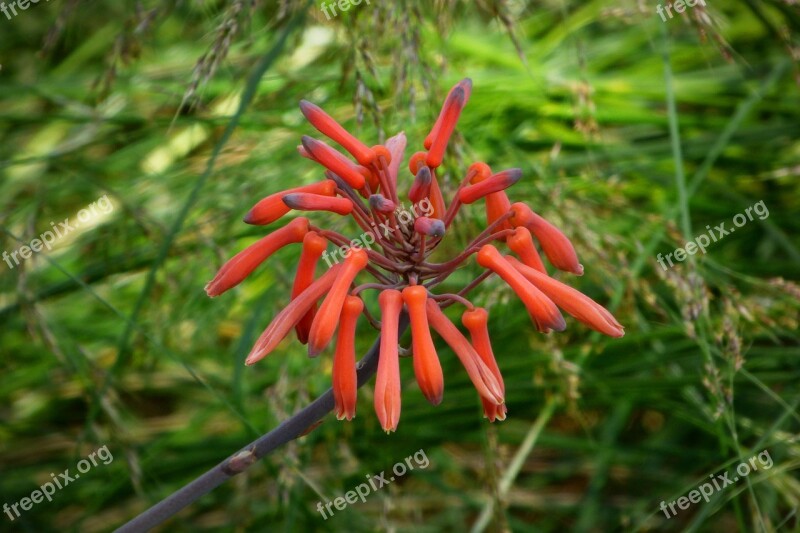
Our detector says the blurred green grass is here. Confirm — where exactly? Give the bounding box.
[1,0,799,531]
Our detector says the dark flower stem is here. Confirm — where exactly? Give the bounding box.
[115,316,409,533]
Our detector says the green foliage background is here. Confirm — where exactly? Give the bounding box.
[1,0,799,531]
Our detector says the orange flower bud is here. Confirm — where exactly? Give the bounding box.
[424,78,472,151]
[510,202,583,275]
[409,166,432,203]
[205,217,309,297]
[333,295,363,420]
[301,136,367,189]
[408,151,427,175]
[507,226,546,274]
[458,169,521,204]
[376,289,403,432]
[476,245,566,332]
[291,231,329,344]
[425,299,504,406]
[506,256,624,338]
[244,180,335,225]
[283,193,354,216]
[413,217,446,238]
[425,86,466,169]
[307,248,369,356]
[402,286,444,405]
[462,308,506,422]
[299,100,375,166]
[246,263,342,364]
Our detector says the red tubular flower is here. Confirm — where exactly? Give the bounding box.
[209,79,622,431]
[458,168,522,205]
[244,180,335,225]
[507,226,547,274]
[206,217,309,297]
[476,245,566,333]
[301,136,368,190]
[246,263,342,364]
[291,231,328,344]
[283,193,354,216]
[299,100,375,166]
[307,248,368,356]
[403,286,444,405]
[333,295,363,420]
[425,86,466,169]
[376,289,403,433]
[426,299,504,406]
[462,308,507,422]
[424,78,472,151]
[510,202,584,275]
[468,163,513,236]
[506,256,625,338]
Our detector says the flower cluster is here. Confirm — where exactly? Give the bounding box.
[206,78,624,432]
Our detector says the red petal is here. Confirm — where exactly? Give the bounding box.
[458,169,522,205]
[301,136,368,189]
[292,231,329,344]
[283,193,354,216]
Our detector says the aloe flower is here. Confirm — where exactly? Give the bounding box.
[206,78,624,433]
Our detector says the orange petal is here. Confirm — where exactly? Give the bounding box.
[333,295,363,420]
[283,193,354,216]
[425,86,466,169]
[292,231,329,344]
[307,248,368,356]
[246,263,343,364]
[375,289,403,432]
[425,299,504,405]
[476,245,566,333]
[462,308,506,422]
[506,256,624,338]
[507,226,547,274]
[402,286,444,405]
[299,100,375,166]
[510,202,583,275]
[205,217,309,297]
[301,136,367,189]
[467,162,492,185]
[244,180,335,225]
[461,308,504,394]
[458,169,522,205]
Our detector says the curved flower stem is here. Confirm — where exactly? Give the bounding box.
[115,315,409,533]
